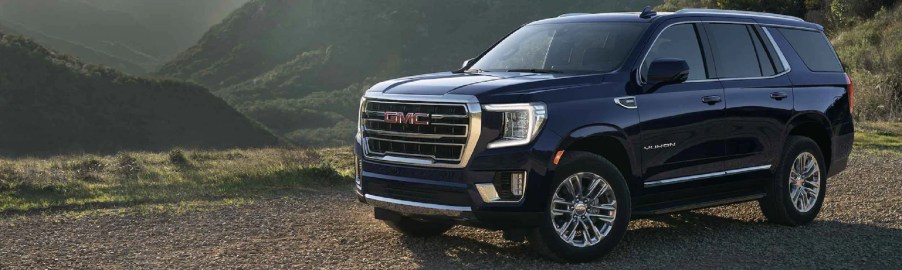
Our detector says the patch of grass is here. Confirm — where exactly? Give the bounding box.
[0,147,354,216]
[855,122,902,150]
[854,122,902,155]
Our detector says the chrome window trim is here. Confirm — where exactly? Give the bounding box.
[636,21,701,86]
[758,23,820,32]
[636,21,793,86]
[644,165,772,188]
[360,92,482,169]
[365,194,474,219]
[762,27,792,73]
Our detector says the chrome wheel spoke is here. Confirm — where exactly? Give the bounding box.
[592,203,616,212]
[588,213,615,224]
[558,219,574,237]
[563,177,577,198]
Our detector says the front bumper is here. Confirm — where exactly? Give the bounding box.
[354,130,561,229]
[365,194,474,219]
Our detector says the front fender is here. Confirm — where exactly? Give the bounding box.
[553,124,641,183]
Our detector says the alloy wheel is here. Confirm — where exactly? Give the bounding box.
[789,152,821,212]
[550,172,617,247]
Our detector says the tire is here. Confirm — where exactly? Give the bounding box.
[383,217,454,237]
[759,136,828,226]
[527,151,631,263]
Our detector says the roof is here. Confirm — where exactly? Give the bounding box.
[530,8,822,30]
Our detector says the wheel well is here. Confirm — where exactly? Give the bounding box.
[566,136,632,179]
[789,122,832,167]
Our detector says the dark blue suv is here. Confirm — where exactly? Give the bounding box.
[354,8,854,262]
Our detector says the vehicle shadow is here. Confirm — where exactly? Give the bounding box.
[398,210,902,268]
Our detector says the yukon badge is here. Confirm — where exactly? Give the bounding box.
[644,142,676,150]
[384,112,430,125]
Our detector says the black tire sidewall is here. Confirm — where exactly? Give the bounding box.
[533,151,631,262]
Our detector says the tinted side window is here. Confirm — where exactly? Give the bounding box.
[750,28,777,76]
[642,24,707,81]
[706,23,761,78]
[777,28,844,72]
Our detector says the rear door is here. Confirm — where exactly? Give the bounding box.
[704,22,794,171]
[636,20,727,185]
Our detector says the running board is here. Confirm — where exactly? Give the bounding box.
[633,193,766,216]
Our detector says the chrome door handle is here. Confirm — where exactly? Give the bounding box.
[702,95,722,104]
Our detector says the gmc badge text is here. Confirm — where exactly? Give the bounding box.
[354,7,854,263]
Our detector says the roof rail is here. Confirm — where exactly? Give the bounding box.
[558,13,591,18]
[676,8,804,22]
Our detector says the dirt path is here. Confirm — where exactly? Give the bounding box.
[2,152,900,269]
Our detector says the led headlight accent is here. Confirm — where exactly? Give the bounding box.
[484,102,547,149]
[356,96,367,142]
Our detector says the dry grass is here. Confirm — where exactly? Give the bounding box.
[0,147,354,216]
[1,122,899,218]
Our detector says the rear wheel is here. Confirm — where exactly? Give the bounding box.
[759,136,827,226]
[527,151,631,263]
[383,217,454,237]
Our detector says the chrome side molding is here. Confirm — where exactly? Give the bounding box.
[644,165,772,188]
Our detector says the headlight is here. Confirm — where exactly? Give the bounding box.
[356,96,367,142]
[483,102,547,149]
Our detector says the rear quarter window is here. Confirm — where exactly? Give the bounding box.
[777,28,843,72]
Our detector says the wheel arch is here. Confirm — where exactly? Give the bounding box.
[555,124,640,191]
[785,112,833,169]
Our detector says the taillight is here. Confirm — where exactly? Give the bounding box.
[846,74,854,113]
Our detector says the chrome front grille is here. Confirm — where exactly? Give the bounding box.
[361,99,478,167]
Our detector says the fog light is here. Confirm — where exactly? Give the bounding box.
[355,157,363,191]
[477,171,527,203]
[510,172,525,196]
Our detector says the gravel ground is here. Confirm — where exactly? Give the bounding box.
[1,151,900,269]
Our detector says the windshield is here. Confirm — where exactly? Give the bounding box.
[469,23,648,73]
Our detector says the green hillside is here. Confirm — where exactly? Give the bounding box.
[832,4,902,121]
[0,31,281,157]
[0,0,248,74]
[159,0,659,146]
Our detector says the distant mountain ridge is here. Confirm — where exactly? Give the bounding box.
[159,0,659,146]
[0,0,249,74]
[0,31,280,156]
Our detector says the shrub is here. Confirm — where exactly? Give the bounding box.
[0,164,22,191]
[114,153,143,178]
[833,4,902,121]
[168,149,191,166]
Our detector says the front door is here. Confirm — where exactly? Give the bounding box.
[635,21,727,185]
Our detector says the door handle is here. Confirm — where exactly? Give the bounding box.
[770,91,789,100]
[701,95,722,105]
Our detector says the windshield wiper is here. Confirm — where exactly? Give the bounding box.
[506,69,568,74]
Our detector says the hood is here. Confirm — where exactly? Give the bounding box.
[368,72,603,97]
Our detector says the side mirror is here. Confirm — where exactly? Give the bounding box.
[462,58,476,69]
[646,58,690,88]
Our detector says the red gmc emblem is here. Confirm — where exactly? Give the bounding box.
[384,112,430,125]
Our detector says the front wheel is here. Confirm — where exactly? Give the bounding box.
[527,151,631,263]
[759,136,828,226]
